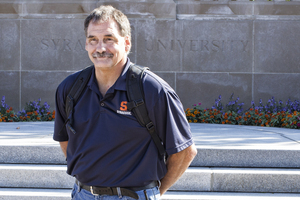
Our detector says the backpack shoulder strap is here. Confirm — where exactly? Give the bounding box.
[126,64,166,157]
[65,65,94,133]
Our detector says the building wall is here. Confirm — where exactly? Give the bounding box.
[1,0,300,111]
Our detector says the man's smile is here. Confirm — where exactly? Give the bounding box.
[92,52,114,58]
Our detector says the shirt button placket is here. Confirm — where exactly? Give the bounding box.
[100,102,105,107]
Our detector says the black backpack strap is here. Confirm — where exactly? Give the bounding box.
[126,64,166,158]
[64,65,94,134]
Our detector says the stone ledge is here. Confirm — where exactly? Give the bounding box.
[1,189,299,200]
[164,191,300,200]
[177,14,300,20]
[0,188,70,200]
[171,167,300,193]
[1,0,300,18]
[191,148,300,168]
[1,145,300,168]
[0,164,74,188]
[0,146,66,164]
[1,164,300,193]
[1,123,300,168]
[0,1,176,19]
[177,0,300,16]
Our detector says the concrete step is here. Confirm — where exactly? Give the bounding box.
[0,189,300,200]
[191,148,300,168]
[0,146,66,164]
[0,188,70,200]
[1,164,300,193]
[172,167,300,193]
[0,164,74,189]
[163,191,300,200]
[1,122,300,168]
[1,145,300,168]
[190,123,300,168]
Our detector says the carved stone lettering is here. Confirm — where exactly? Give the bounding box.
[145,39,249,53]
[63,39,72,51]
[241,40,249,52]
[75,40,85,51]
[177,40,187,50]
[190,40,198,51]
[212,40,220,52]
[40,39,85,51]
[201,40,209,52]
[171,40,175,51]
[52,39,60,50]
[41,39,49,50]
[158,40,168,51]
[221,40,226,52]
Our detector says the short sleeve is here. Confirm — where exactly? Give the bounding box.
[144,72,194,156]
[53,71,81,142]
[53,84,69,142]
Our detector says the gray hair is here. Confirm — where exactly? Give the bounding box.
[84,5,131,41]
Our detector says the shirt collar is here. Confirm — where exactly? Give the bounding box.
[87,58,131,92]
[114,58,131,91]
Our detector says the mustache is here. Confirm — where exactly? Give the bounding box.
[92,52,114,58]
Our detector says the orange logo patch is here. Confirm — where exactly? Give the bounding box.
[120,101,127,111]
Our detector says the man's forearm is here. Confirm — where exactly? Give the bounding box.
[59,141,68,158]
[159,144,197,195]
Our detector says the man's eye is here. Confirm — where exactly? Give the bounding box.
[104,38,114,42]
[89,38,98,44]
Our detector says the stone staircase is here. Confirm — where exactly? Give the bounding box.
[0,122,300,199]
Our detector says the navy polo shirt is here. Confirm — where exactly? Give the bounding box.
[54,58,194,187]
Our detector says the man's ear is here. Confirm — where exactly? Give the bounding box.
[125,36,131,53]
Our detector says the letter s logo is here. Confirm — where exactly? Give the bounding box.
[120,101,127,111]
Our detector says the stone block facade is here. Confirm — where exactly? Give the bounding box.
[0,0,299,111]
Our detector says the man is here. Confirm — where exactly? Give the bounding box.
[54,5,197,200]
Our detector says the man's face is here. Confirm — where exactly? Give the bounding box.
[85,19,130,70]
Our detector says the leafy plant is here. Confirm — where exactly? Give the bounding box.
[186,95,300,129]
[0,96,55,122]
[18,99,55,121]
[0,96,19,122]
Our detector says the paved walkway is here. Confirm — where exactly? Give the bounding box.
[0,122,55,146]
[191,123,300,150]
[0,122,299,150]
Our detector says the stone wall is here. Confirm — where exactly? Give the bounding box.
[1,0,300,111]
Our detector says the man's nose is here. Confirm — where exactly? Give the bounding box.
[96,41,106,52]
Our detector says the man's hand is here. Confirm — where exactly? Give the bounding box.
[159,144,197,195]
[59,141,68,158]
